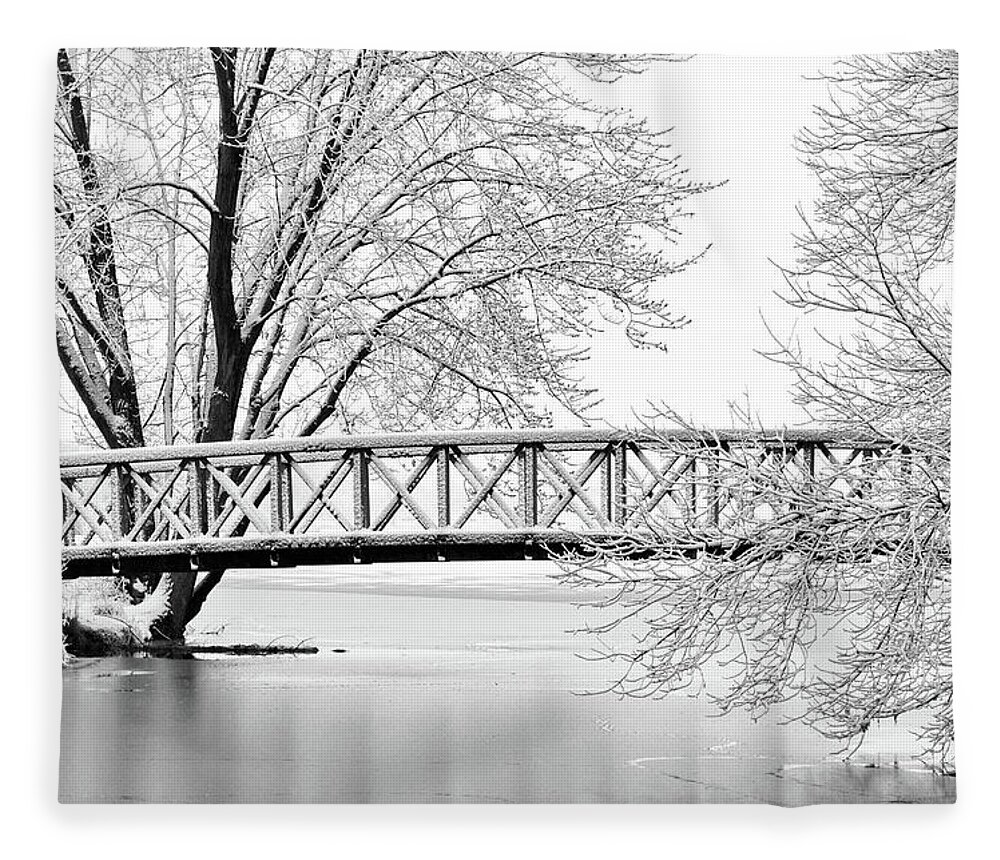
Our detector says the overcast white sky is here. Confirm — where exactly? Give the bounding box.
[568,55,843,431]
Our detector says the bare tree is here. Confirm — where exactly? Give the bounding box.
[56,49,712,645]
[558,51,955,771]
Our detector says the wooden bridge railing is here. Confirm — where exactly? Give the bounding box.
[60,429,892,577]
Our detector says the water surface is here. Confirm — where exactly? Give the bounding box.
[60,568,955,804]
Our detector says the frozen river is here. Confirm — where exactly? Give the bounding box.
[60,565,956,804]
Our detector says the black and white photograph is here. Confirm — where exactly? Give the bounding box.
[51,45,958,807]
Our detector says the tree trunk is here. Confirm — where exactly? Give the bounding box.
[136,49,256,646]
[147,573,199,641]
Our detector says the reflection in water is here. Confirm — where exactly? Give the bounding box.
[60,580,956,804]
[60,655,955,804]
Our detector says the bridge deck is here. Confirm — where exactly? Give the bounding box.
[60,429,891,578]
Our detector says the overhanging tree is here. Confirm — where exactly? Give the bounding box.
[56,48,712,646]
[558,51,955,770]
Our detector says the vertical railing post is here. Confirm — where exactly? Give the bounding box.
[353,448,370,529]
[521,443,537,527]
[613,442,628,527]
[688,451,698,518]
[803,442,816,483]
[601,445,613,525]
[436,446,451,528]
[857,448,875,501]
[112,464,132,540]
[801,442,816,509]
[270,453,293,532]
[61,476,75,545]
[188,458,209,537]
[707,444,720,528]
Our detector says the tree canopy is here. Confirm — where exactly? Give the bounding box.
[56,49,710,451]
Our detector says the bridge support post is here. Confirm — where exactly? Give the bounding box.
[707,445,720,528]
[601,446,614,525]
[188,459,209,536]
[688,454,698,516]
[270,454,293,532]
[112,465,132,539]
[353,449,370,529]
[61,477,75,545]
[612,443,627,526]
[789,442,817,515]
[436,446,451,527]
[521,444,537,527]
[803,442,816,479]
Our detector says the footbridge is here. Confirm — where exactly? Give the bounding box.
[60,429,890,578]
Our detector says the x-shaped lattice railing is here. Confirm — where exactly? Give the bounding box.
[60,429,897,576]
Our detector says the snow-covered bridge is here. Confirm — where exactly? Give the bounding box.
[60,429,889,578]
